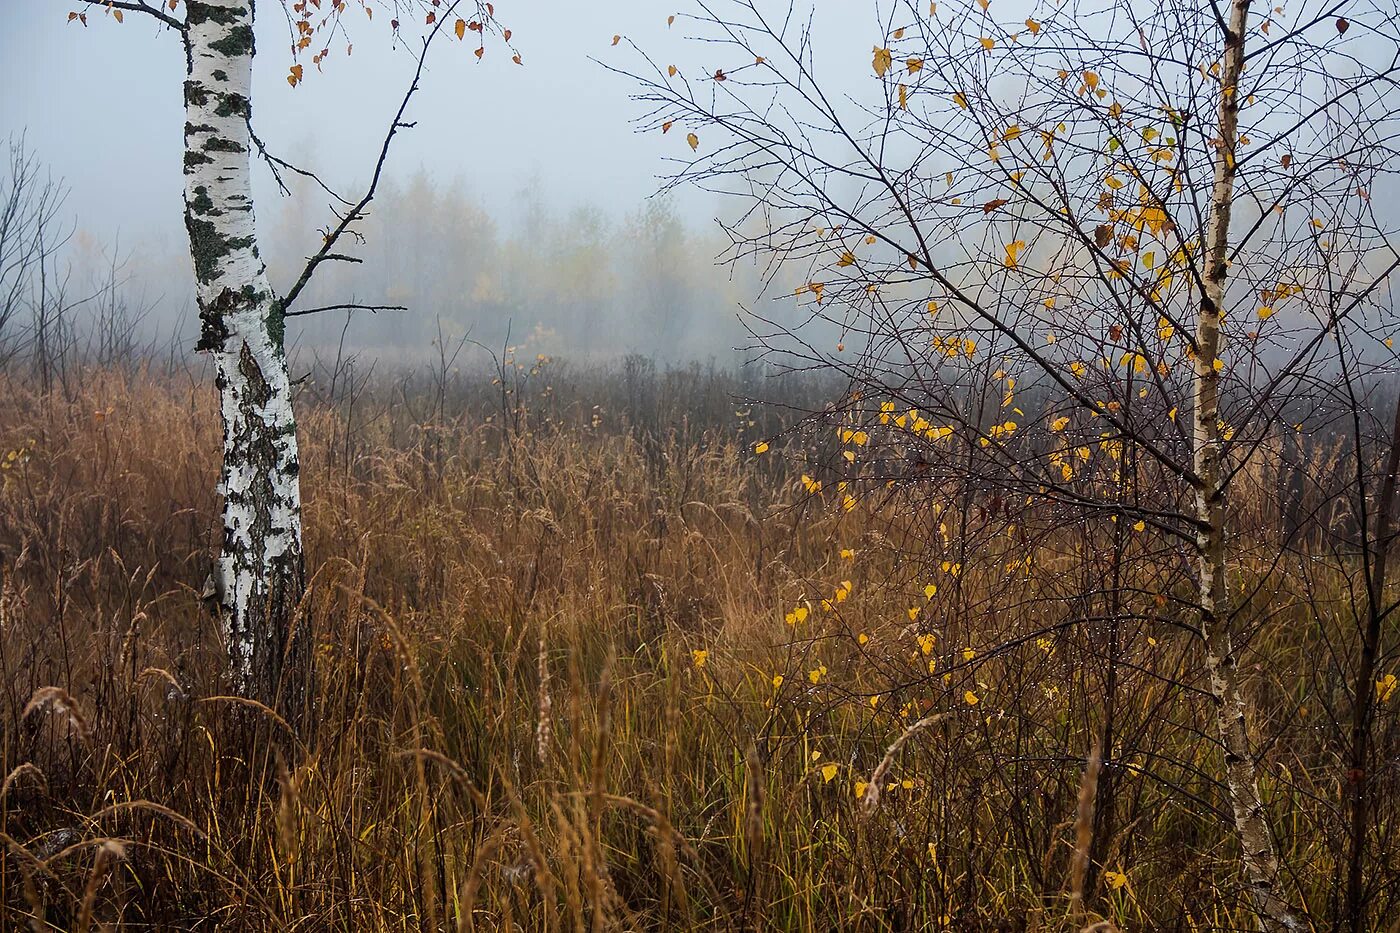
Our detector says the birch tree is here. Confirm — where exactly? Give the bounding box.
[64,0,511,709]
[626,0,1400,927]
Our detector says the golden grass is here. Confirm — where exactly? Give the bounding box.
[0,364,1393,930]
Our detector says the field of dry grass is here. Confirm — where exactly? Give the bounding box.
[1,361,1396,931]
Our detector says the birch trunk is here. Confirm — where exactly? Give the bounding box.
[183,0,307,708]
[1195,1,1301,928]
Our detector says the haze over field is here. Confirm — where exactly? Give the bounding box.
[0,2,880,359]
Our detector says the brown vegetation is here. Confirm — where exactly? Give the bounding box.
[1,361,1397,930]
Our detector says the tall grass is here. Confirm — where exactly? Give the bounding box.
[1,361,1394,930]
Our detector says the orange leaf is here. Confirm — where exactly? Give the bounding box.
[872,47,893,77]
[687,132,699,151]
[455,18,466,39]
[612,34,621,46]
[287,64,304,87]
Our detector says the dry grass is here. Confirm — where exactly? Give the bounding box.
[0,362,1395,931]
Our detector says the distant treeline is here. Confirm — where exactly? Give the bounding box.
[264,172,772,361]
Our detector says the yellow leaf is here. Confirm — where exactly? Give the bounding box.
[753,440,769,454]
[455,18,466,40]
[691,649,708,668]
[837,251,855,267]
[964,690,979,706]
[287,64,304,87]
[1257,306,1274,320]
[1003,240,1026,268]
[822,763,839,782]
[899,84,908,110]
[668,64,677,77]
[873,47,893,77]
[979,36,995,50]
[686,132,699,151]
[907,57,924,73]
[612,34,621,45]
[1025,17,1040,34]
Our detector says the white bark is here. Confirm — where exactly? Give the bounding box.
[183,0,306,702]
[1194,1,1302,928]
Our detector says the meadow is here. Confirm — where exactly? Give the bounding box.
[1,356,1395,931]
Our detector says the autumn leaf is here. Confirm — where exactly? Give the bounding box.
[112,8,124,22]
[1003,240,1025,267]
[873,47,893,77]
[612,34,621,46]
[1094,224,1112,248]
[1025,17,1040,34]
[287,64,303,87]
[455,18,466,39]
[979,36,995,50]
[898,84,908,110]
[907,57,924,73]
[686,132,699,151]
[661,121,673,134]
[982,198,1006,213]
[667,64,677,77]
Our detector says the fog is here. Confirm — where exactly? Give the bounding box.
[0,2,881,360]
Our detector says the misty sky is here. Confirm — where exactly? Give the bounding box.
[1,2,877,251]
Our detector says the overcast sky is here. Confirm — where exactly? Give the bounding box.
[1,1,831,251]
